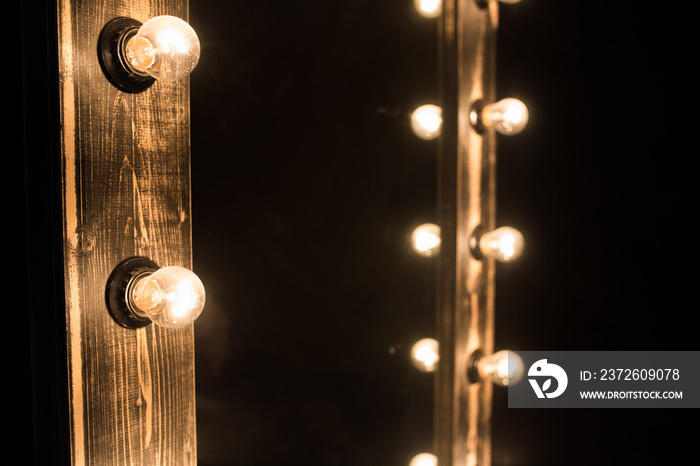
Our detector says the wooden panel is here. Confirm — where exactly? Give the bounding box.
[436,1,497,465]
[56,0,197,464]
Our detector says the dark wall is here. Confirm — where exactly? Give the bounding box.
[492,3,700,464]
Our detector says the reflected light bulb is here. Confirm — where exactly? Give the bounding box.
[478,226,524,262]
[409,453,438,466]
[481,98,529,135]
[415,0,442,18]
[477,350,525,387]
[411,338,439,373]
[124,15,201,81]
[129,266,206,328]
[411,104,442,140]
[412,223,441,257]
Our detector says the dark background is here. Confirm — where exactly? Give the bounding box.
[189,0,700,465]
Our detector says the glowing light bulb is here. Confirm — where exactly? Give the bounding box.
[98,16,201,92]
[480,98,529,135]
[125,16,201,81]
[409,453,438,466]
[475,226,524,262]
[129,266,206,329]
[411,338,439,373]
[471,98,529,136]
[476,350,525,387]
[415,0,442,18]
[411,104,442,140]
[412,223,441,257]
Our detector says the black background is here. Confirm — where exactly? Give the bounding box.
[189,1,700,465]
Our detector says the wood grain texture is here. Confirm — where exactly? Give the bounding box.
[436,1,497,465]
[56,0,197,464]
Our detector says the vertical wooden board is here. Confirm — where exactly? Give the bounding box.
[437,1,497,465]
[435,0,459,462]
[458,3,498,466]
[57,0,197,464]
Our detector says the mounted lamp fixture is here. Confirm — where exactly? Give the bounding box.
[410,0,529,464]
[106,256,206,329]
[468,349,525,387]
[99,14,206,330]
[98,15,201,93]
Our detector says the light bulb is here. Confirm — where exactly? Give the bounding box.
[411,338,439,373]
[411,104,442,140]
[128,266,206,329]
[471,98,529,135]
[474,226,524,262]
[409,453,438,466]
[415,0,442,18]
[476,350,525,387]
[124,16,201,81]
[411,223,441,257]
[98,16,200,92]
[107,257,207,329]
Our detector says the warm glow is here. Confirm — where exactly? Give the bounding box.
[126,36,156,71]
[412,223,441,257]
[130,266,206,328]
[482,98,529,135]
[157,28,190,54]
[125,15,201,81]
[411,105,442,140]
[132,275,164,312]
[415,0,442,18]
[411,338,439,373]
[167,279,201,318]
[479,226,524,262]
[478,350,525,387]
[409,452,438,466]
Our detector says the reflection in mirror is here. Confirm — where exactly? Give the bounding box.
[189,0,700,464]
[191,1,438,464]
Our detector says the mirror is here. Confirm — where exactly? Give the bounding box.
[190,0,697,464]
[190,1,437,464]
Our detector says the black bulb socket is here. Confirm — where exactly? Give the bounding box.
[105,256,159,329]
[97,17,155,93]
[467,349,484,384]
